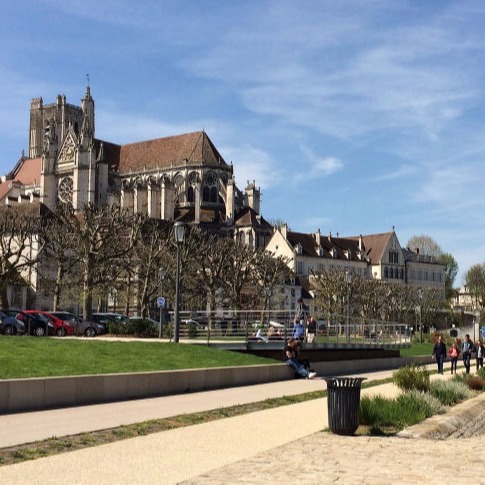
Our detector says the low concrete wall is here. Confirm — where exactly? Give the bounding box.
[0,356,433,414]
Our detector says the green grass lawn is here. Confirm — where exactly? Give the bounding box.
[399,342,433,357]
[0,337,279,379]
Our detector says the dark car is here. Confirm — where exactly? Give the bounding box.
[3,310,55,336]
[91,313,129,330]
[50,311,107,337]
[0,310,26,335]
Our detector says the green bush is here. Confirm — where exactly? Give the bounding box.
[393,364,430,392]
[477,367,485,380]
[395,391,443,425]
[359,390,443,432]
[359,395,391,426]
[430,379,472,405]
[107,319,160,338]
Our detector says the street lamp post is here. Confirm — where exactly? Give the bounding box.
[345,270,352,343]
[158,268,166,339]
[173,222,186,343]
[418,288,424,343]
[265,287,272,324]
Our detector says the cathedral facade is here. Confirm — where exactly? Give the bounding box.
[2,86,272,248]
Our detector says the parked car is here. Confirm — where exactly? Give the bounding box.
[3,310,55,336]
[24,310,74,337]
[92,313,129,326]
[0,310,26,335]
[50,311,107,337]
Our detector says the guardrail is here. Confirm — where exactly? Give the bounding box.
[166,310,412,348]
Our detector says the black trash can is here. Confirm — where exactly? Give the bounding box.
[324,377,366,435]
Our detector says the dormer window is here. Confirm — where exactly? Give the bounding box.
[330,248,337,259]
[345,249,351,259]
[295,243,303,255]
[317,246,323,256]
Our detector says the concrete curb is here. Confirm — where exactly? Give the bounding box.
[398,391,485,439]
[0,356,432,413]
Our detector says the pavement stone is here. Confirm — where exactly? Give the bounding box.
[1,363,483,484]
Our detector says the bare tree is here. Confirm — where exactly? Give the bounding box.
[406,235,442,257]
[134,219,174,318]
[54,203,143,319]
[224,241,256,310]
[252,250,292,316]
[464,263,485,308]
[0,205,46,308]
[38,203,80,310]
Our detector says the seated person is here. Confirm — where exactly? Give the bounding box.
[284,338,316,379]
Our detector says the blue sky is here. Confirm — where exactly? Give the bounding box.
[1,0,485,285]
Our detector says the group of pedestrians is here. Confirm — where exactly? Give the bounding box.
[432,334,485,374]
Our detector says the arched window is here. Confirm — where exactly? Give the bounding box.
[384,267,389,278]
[400,268,404,279]
[187,186,194,203]
[210,187,217,203]
[203,186,210,202]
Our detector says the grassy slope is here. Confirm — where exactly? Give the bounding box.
[0,337,278,379]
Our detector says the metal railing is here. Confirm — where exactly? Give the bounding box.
[165,310,412,348]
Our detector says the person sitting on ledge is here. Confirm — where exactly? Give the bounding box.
[284,338,316,379]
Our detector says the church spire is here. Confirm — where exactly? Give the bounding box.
[81,80,95,136]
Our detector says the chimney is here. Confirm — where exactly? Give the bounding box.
[281,223,288,239]
[315,228,321,246]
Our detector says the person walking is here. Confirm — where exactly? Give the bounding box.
[448,342,460,374]
[475,340,484,371]
[306,316,316,344]
[461,334,475,374]
[293,297,308,340]
[432,335,446,374]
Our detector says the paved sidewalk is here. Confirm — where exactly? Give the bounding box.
[0,365,464,484]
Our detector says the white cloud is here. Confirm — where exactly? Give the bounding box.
[220,145,279,190]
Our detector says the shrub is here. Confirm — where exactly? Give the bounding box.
[359,395,390,426]
[359,390,443,433]
[477,368,485,380]
[395,390,443,426]
[466,375,484,391]
[126,318,158,338]
[429,380,472,406]
[393,364,430,392]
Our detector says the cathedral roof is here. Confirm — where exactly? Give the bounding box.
[117,131,228,174]
[234,207,272,229]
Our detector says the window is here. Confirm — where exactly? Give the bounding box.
[297,261,303,274]
[202,186,210,202]
[384,267,389,278]
[210,187,217,203]
[187,186,194,203]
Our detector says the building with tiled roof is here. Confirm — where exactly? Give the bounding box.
[266,225,445,298]
[0,86,268,247]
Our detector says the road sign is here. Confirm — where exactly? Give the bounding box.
[157,297,166,308]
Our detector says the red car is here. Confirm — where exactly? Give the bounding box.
[24,310,74,336]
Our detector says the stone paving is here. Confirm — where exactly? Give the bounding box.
[181,391,485,484]
[180,433,484,484]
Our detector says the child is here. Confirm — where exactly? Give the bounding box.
[448,342,460,374]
